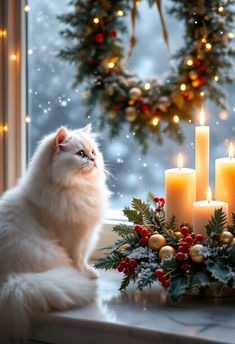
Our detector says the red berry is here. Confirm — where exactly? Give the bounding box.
[181,263,190,272]
[110,30,117,38]
[129,259,137,268]
[156,206,162,213]
[160,197,165,204]
[182,242,190,252]
[155,268,164,279]
[153,197,160,203]
[119,261,126,268]
[184,235,193,245]
[123,267,130,275]
[134,225,143,233]
[95,33,104,44]
[139,236,149,245]
[198,64,206,72]
[161,277,170,288]
[141,104,150,114]
[180,226,190,236]
[141,228,149,237]
[175,252,185,262]
[195,234,203,242]
[198,76,206,85]
[112,105,120,112]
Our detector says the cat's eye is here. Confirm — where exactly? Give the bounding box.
[76,150,85,158]
[92,149,96,156]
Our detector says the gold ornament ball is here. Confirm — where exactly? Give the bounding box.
[125,106,137,122]
[189,70,198,81]
[191,80,200,88]
[129,87,142,100]
[190,244,206,263]
[148,234,166,251]
[175,231,183,239]
[159,245,175,259]
[220,231,233,244]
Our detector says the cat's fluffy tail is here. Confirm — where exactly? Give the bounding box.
[0,267,96,343]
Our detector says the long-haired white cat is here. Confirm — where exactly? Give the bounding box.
[0,124,110,341]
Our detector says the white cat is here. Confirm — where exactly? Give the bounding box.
[0,125,110,341]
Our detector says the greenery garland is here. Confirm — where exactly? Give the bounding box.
[94,196,235,303]
[59,0,235,151]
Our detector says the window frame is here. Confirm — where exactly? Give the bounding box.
[0,0,26,194]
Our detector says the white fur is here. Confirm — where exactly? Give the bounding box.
[0,126,110,341]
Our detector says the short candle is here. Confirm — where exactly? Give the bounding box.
[165,154,196,227]
[193,187,228,239]
[216,142,235,223]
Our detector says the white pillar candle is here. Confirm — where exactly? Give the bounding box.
[193,187,228,239]
[215,143,235,223]
[165,154,196,227]
[196,108,210,200]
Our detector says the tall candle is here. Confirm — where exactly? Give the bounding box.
[193,187,228,239]
[165,154,196,227]
[196,108,210,200]
[215,142,235,223]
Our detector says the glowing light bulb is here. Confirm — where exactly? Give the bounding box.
[214,75,219,82]
[229,142,234,160]
[218,6,224,12]
[10,54,17,61]
[205,43,212,51]
[24,4,30,12]
[178,153,183,170]
[186,58,193,66]
[117,10,124,16]
[3,125,8,132]
[25,116,31,123]
[200,91,205,97]
[207,187,212,204]
[152,117,159,126]
[144,82,151,90]
[180,83,186,91]
[173,115,179,123]
[228,32,234,39]
[93,17,100,24]
[201,37,207,43]
[28,49,33,55]
[199,107,205,126]
[108,62,115,69]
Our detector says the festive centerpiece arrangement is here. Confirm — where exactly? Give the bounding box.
[59,0,235,150]
[94,197,235,303]
[95,107,235,303]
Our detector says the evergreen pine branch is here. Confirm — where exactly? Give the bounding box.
[123,207,143,224]
[227,213,235,235]
[119,273,135,290]
[94,252,123,270]
[165,214,177,231]
[131,198,156,227]
[205,208,227,239]
[112,223,137,237]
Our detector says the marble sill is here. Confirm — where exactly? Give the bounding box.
[31,270,235,344]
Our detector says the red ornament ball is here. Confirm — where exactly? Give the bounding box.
[95,33,104,44]
[134,225,143,233]
[110,30,117,39]
[198,76,206,85]
[195,234,203,242]
[175,252,185,262]
[180,226,190,236]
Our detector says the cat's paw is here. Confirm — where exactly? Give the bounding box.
[85,266,98,279]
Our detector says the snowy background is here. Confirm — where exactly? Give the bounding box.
[27,0,235,211]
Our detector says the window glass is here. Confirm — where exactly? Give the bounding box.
[27,1,235,210]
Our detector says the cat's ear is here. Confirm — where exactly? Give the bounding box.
[81,123,92,134]
[55,127,68,149]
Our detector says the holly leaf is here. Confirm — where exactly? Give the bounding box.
[205,259,232,283]
[131,198,156,226]
[123,207,143,224]
[168,273,190,303]
[192,270,213,287]
[160,257,178,271]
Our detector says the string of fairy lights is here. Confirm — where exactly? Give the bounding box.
[0,4,31,134]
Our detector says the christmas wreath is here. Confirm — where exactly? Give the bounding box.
[94,196,235,303]
[59,0,235,150]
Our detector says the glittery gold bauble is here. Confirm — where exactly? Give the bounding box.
[220,231,233,244]
[191,80,200,88]
[129,87,142,100]
[175,231,183,239]
[148,234,166,251]
[159,245,175,259]
[190,244,205,263]
[189,70,198,81]
[125,106,137,122]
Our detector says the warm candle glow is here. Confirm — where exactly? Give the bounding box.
[199,107,205,126]
[207,187,212,204]
[229,142,234,160]
[178,153,183,170]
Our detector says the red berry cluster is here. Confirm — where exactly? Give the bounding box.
[155,268,170,288]
[175,226,203,268]
[134,225,150,245]
[117,257,138,275]
[153,197,165,212]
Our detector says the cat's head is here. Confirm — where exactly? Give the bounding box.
[50,125,104,186]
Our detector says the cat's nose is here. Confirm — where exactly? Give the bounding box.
[89,156,96,162]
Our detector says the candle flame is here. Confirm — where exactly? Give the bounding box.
[178,153,183,170]
[229,142,234,160]
[207,187,212,204]
[199,107,205,126]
